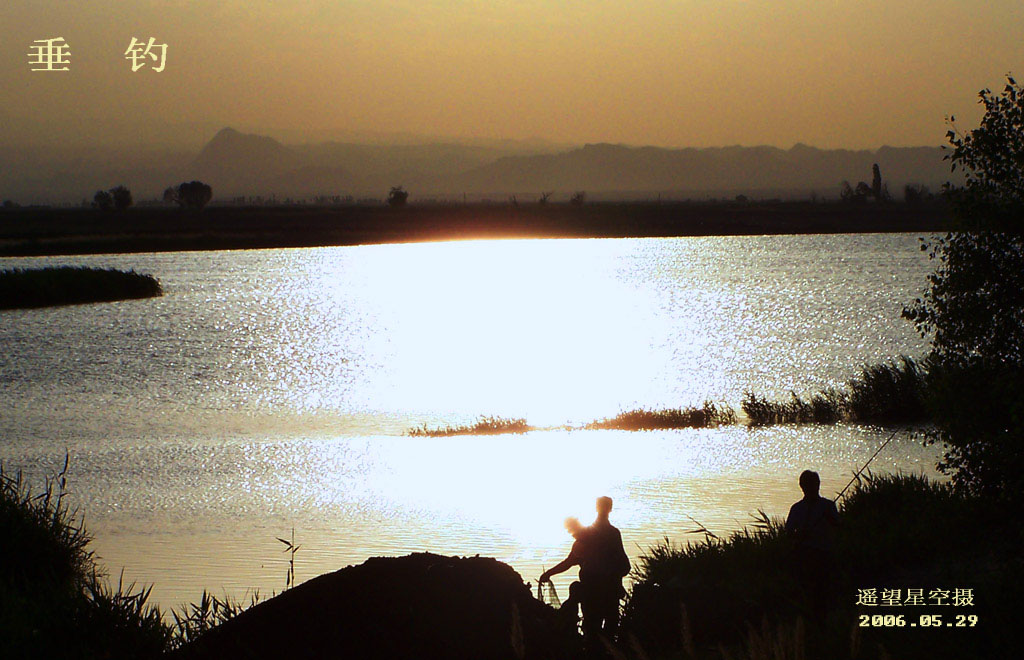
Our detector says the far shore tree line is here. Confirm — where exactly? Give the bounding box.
[4,181,944,211]
[840,162,935,205]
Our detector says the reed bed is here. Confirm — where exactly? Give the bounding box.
[621,473,1016,659]
[0,266,162,309]
[407,415,533,437]
[742,357,928,426]
[0,460,173,657]
[586,402,737,431]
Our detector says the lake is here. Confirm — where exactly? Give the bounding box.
[0,233,943,611]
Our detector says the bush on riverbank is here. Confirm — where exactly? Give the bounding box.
[621,473,1020,659]
[742,357,928,426]
[0,266,162,309]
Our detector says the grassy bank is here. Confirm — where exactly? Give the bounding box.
[0,461,263,659]
[0,462,172,658]
[5,460,1012,658]
[621,473,1020,659]
[0,266,162,309]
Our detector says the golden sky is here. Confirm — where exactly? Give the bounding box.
[2,0,1022,148]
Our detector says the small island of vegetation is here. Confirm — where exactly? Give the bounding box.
[0,266,162,310]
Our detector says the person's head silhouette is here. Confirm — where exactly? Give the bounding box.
[799,470,820,497]
[565,516,584,538]
[596,496,613,520]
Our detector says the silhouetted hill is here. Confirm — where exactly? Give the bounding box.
[192,128,306,195]
[0,126,958,204]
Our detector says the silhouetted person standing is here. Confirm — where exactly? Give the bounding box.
[786,470,840,615]
[540,497,630,647]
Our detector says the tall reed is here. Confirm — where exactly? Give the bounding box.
[407,416,533,437]
[742,357,928,426]
[586,402,737,431]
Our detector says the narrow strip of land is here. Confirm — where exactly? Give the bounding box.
[0,201,952,257]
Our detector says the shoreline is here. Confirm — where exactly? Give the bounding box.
[0,200,952,257]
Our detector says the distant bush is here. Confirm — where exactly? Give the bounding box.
[91,186,133,212]
[903,183,932,204]
[0,266,162,309]
[92,189,113,211]
[387,186,409,207]
[110,185,133,211]
[164,181,213,210]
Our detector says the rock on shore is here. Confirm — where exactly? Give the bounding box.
[173,553,581,660]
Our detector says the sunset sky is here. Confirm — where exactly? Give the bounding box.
[2,0,1022,149]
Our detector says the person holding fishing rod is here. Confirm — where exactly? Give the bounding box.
[784,430,900,615]
[786,470,840,614]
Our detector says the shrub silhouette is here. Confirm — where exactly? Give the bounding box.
[92,190,113,211]
[387,186,409,207]
[165,181,213,210]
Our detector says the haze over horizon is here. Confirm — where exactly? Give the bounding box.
[3,1,1022,151]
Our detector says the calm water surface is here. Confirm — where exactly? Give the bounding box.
[0,234,942,610]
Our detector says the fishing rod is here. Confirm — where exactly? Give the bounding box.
[834,428,901,502]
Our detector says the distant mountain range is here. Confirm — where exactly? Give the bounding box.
[1,127,958,204]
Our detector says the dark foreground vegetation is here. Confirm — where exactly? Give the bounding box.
[5,461,1010,659]
[621,473,1020,659]
[0,266,162,309]
[0,462,172,659]
[0,200,952,257]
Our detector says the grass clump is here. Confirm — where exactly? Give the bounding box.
[407,415,533,437]
[742,357,928,426]
[0,458,267,657]
[172,590,262,647]
[0,459,173,659]
[621,472,1019,659]
[0,266,162,309]
[586,402,737,431]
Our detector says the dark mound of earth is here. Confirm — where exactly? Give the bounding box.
[173,553,582,660]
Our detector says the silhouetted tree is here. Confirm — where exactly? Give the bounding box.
[387,186,409,207]
[110,185,133,211]
[538,191,553,205]
[1,199,19,210]
[164,181,213,209]
[903,74,1024,500]
[570,191,586,206]
[92,190,113,211]
[871,163,883,200]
